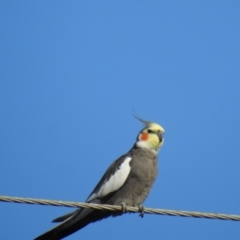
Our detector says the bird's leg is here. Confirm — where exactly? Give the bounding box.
[138,205,145,218]
[120,202,127,213]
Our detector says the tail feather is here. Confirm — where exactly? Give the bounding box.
[52,210,78,223]
[34,209,112,240]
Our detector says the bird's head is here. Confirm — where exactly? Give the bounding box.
[134,115,165,152]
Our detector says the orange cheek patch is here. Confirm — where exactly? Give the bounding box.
[140,132,148,141]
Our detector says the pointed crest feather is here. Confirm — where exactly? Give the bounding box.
[133,112,153,127]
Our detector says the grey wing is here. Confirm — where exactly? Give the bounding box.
[52,153,132,223]
[86,154,132,202]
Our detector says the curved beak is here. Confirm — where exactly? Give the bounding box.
[158,131,164,143]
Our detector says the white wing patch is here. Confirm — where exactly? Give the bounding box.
[87,157,132,202]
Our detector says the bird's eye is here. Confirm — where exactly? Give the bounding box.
[147,129,154,134]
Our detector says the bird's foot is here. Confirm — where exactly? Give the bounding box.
[138,205,145,218]
[120,202,127,213]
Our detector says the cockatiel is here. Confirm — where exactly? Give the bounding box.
[35,116,164,239]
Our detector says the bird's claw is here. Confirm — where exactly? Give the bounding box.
[138,205,145,218]
[120,202,127,213]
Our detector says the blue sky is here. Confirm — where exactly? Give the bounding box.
[1,1,240,239]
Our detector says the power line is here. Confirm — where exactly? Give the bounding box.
[0,195,240,221]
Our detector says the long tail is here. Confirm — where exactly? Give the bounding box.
[34,208,111,240]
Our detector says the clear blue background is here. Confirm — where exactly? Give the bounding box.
[1,1,240,239]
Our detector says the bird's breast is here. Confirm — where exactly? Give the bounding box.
[107,150,158,206]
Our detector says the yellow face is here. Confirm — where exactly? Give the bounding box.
[136,123,165,151]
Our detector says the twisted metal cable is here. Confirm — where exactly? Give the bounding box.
[0,195,240,221]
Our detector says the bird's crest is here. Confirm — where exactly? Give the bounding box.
[133,113,165,133]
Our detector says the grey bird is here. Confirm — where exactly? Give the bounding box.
[34,116,164,240]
